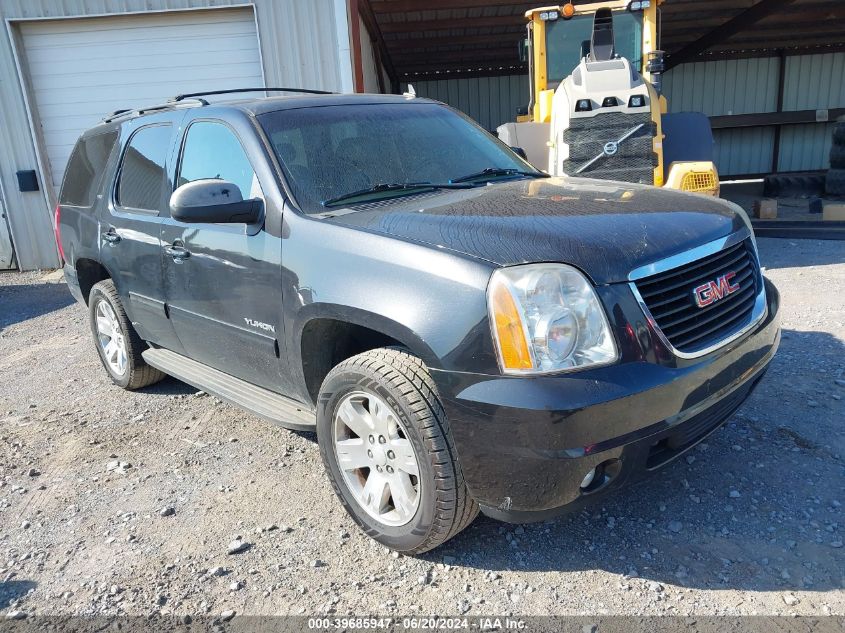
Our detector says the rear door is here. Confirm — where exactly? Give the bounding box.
[160,114,285,391]
[99,116,182,352]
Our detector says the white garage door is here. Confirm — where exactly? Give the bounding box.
[19,8,264,195]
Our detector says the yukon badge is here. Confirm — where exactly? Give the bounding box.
[693,272,740,308]
[244,318,275,333]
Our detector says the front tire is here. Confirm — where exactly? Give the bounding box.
[88,279,165,390]
[317,348,478,554]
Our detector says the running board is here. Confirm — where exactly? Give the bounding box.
[142,348,316,431]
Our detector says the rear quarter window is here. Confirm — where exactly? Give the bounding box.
[59,130,118,207]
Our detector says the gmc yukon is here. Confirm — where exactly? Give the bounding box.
[57,91,780,553]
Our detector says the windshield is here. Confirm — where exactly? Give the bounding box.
[546,11,643,86]
[258,102,533,214]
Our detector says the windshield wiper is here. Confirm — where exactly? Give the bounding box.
[449,167,549,184]
[322,182,472,208]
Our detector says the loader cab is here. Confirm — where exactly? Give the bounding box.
[501,0,719,198]
[524,1,660,124]
[544,9,644,90]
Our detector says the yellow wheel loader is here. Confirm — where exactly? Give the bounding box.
[497,0,720,196]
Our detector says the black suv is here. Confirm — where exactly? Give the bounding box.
[57,90,780,553]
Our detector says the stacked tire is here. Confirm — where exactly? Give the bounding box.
[827,121,845,196]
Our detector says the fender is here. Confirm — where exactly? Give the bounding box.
[293,303,438,369]
[280,210,501,402]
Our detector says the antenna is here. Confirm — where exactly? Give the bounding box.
[403,84,417,99]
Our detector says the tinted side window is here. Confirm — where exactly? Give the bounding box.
[60,131,118,207]
[117,125,171,211]
[178,121,262,199]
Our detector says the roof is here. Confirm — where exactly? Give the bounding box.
[365,0,845,81]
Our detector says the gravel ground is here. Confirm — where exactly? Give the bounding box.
[0,238,842,620]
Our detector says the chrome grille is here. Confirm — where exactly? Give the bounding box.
[561,111,657,184]
[634,239,761,354]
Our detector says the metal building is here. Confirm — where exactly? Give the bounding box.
[0,0,354,271]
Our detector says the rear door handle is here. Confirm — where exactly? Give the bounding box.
[164,242,191,262]
[102,230,121,245]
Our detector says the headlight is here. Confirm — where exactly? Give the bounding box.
[487,264,618,375]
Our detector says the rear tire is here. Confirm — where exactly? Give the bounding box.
[88,280,165,390]
[317,348,478,554]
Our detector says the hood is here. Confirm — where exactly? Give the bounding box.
[325,177,747,284]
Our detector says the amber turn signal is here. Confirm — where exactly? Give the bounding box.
[562,3,576,18]
[489,278,533,371]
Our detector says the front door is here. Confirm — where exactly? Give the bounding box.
[160,118,283,392]
[99,120,182,352]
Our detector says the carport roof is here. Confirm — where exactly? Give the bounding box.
[364,0,845,82]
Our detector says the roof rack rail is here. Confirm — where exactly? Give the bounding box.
[171,87,335,101]
[102,97,209,123]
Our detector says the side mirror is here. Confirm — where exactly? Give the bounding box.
[510,146,528,160]
[169,179,262,224]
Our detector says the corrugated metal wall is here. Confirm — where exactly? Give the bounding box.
[409,52,844,179]
[662,57,780,176]
[778,52,844,172]
[783,52,845,110]
[663,52,845,177]
[406,75,530,132]
[662,57,780,115]
[0,0,351,270]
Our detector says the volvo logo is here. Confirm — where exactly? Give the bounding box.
[693,272,740,308]
[603,141,619,156]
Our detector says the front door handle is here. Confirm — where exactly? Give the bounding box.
[102,230,121,245]
[164,242,191,262]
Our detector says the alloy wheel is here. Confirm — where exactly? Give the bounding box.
[95,300,128,376]
[332,391,421,526]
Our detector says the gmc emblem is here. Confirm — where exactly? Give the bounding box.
[693,272,740,308]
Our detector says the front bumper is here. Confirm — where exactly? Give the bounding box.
[432,278,780,522]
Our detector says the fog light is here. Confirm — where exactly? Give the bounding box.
[580,468,597,489]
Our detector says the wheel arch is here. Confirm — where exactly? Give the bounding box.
[75,257,113,304]
[295,305,440,406]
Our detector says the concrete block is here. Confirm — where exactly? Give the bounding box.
[752,199,777,219]
[823,202,845,221]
